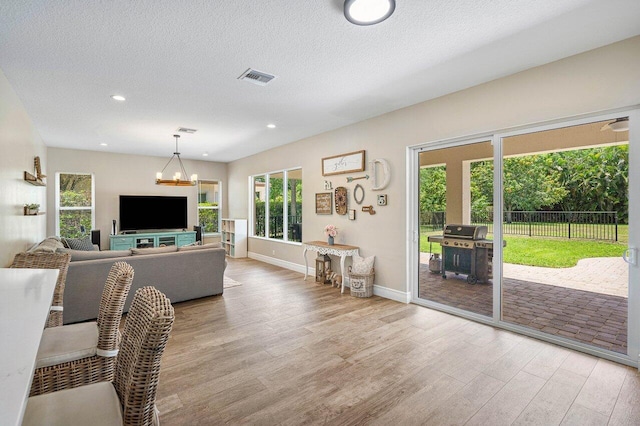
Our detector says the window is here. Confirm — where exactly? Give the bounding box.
[251,168,302,242]
[287,169,303,242]
[197,180,221,234]
[269,172,284,240]
[56,172,94,238]
[253,175,266,237]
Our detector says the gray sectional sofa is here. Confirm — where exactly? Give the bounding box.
[25,237,226,324]
[63,245,226,323]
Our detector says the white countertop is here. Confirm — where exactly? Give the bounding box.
[0,268,58,426]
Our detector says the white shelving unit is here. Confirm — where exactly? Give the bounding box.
[221,218,247,258]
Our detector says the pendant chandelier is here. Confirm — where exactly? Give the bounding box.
[155,134,197,186]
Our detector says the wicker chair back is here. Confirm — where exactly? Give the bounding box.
[11,252,71,327]
[114,286,174,425]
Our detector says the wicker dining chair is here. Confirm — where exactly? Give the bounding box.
[23,286,175,426]
[30,261,135,396]
[10,252,71,328]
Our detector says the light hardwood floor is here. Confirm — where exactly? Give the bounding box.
[156,258,640,425]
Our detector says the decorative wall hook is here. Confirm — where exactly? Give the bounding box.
[362,205,376,215]
[371,159,390,190]
[346,174,369,183]
[324,180,333,190]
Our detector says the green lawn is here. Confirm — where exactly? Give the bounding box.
[420,226,628,268]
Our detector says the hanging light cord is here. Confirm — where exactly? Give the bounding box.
[159,135,189,180]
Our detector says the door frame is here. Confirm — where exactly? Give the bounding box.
[407,107,639,367]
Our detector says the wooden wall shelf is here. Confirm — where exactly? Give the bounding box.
[24,171,45,186]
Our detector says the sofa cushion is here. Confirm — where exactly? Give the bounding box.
[28,236,65,253]
[177,242,222,252]
[23,382,123,426]
[36,322,98,368]
[57,248,131,261]
[130,245,178,255]
[62,237,96,251]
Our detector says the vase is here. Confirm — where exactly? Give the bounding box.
[328,236,334,245]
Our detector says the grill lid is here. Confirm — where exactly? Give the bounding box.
[443,224,488,240]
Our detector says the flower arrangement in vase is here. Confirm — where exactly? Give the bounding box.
[324,224,338,245]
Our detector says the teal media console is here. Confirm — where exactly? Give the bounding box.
[109,231,196,250]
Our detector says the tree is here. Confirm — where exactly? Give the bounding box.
[502,156,567,214]
[419,166,446,226]
[470,161,493,215]
[551,145,628,222]
[419,166,446,212]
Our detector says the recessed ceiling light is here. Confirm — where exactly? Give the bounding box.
[202,152,209,157]
[100,143,108,146]
[344,0,395,26]
[267,124,276,129]
[111,95,126,101]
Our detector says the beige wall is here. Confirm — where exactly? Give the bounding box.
[47,148,227,249]
[0,69,48,266]
[227,36,640,295]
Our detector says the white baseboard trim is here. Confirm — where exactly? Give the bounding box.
[248,252,309,275]
[373,285,411,304]
[247,252,410,304]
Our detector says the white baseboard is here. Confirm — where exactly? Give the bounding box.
[248,252,309,275]
[247,252,410,304]
[373,285,411,303]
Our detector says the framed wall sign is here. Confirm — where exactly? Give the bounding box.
[315,193,332,215]
[322,150,365,176]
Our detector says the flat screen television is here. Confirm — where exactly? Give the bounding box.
[119,195,187,232]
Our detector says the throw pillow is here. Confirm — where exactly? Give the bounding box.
[130,245,178,256]
[62,237,96,251]
[177,242,222,252]
[181,241,202,247]
[28,236,65,253]
[352,254,375,274]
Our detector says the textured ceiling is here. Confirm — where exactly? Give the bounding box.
[1,0,639,162]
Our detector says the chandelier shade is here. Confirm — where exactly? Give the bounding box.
[155,134,197,186]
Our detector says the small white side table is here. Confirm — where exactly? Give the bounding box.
[302,241,359,294]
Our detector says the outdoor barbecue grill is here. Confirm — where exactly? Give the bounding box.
[427,224,503,284]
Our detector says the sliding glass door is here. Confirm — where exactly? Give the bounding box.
[499,118,633,356]
[417,139,496,319]
[411,110,639,366]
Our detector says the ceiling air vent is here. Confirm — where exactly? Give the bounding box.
[176,127,198,134]
[238,68,276,86]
